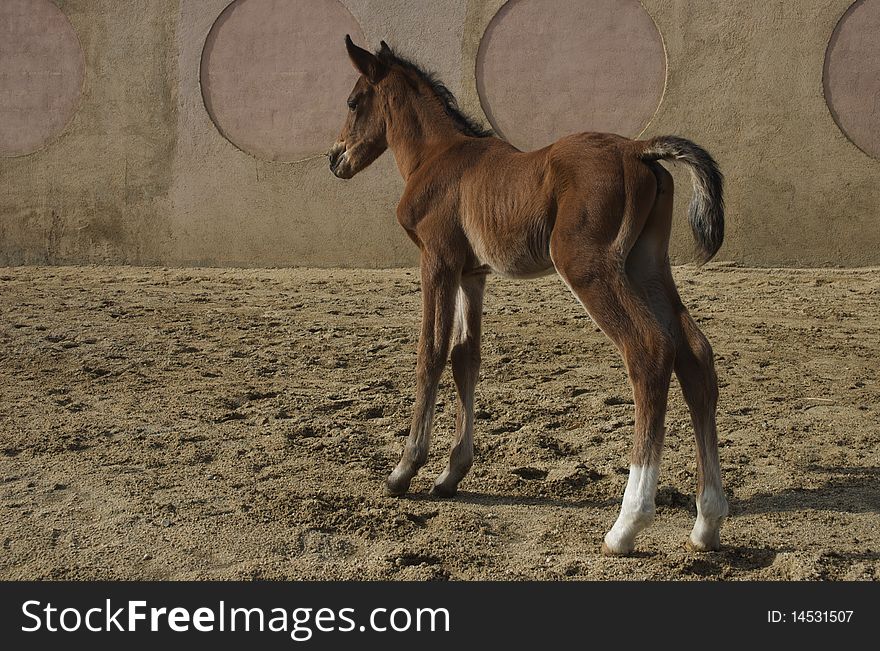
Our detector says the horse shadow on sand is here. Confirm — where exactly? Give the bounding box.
[401,465,880,572]
[732,465,880,516]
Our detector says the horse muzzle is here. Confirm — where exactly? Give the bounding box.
[328,144,350,178]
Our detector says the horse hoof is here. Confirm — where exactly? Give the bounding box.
[685,536,721,553]
[384,476,411,497]
[600,541,634,557]
[430,481,457,498]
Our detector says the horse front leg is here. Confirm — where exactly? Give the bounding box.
[431,273,485,497]
[385,258,458,496]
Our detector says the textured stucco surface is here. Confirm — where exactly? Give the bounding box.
[644,0,879,267]
[477,0,665,150]
[0,0,178,265]
[201,0,365,161]
[824,0,880,159]
[0,0,85,157]
[1,0,878,267]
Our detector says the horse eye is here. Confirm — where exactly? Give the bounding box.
[347,99,357,111]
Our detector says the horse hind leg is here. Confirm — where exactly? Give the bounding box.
[600,307,674,556]
[629,261,727,552]
[633,169,727,551]
[555,250,675,555]
[673,302,728,551]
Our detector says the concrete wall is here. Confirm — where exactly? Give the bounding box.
[1,0,878,268]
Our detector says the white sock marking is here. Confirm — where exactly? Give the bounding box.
[604,463,659,553]
[689,482,728,550]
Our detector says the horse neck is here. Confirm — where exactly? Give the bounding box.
[385,90,463,181]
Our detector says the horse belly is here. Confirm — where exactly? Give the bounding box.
[468,228,554,279]
[497,263,556,279]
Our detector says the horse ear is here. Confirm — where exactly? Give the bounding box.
[377,41,394,68]
[345,35,386,83]
[378,41,393,65]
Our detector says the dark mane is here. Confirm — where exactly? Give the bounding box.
[377,45,493,139]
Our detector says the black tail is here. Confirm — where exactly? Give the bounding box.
[639,136,724,263]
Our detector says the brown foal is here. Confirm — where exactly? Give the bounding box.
[329,37,728,555]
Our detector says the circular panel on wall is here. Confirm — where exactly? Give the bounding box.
[201,0,366,162]
[0,0,85,157]
[476,0,666,151]
[824,0,880,158]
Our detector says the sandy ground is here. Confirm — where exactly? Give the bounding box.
[0,264,878,581]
